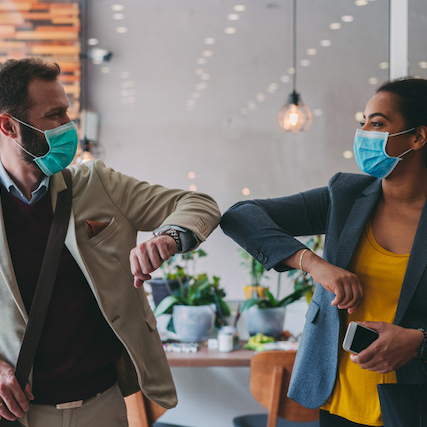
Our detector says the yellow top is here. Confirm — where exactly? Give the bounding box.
[321,219,409,425]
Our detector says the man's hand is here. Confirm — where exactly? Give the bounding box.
[350,322,423,373]
[130,235,177,288]
[0,360,34,421]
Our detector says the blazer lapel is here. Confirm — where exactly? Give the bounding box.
[0,193,27,321]
[335,179,381,269]
[394,199,427,325]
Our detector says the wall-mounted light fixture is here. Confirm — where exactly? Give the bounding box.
[278,0,312,133]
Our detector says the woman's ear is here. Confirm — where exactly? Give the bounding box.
[412,125,427,151]
[0,114,18,138]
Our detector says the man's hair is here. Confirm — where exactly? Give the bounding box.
[0,57,60,121]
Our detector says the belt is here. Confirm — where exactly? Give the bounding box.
[55,391,104,410]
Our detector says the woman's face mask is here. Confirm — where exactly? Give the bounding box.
[353,128,416,179]
[11,116,78,176]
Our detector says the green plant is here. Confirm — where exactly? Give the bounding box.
[153,250,230,331]
[239,248,269,286]
[241,235,324,311]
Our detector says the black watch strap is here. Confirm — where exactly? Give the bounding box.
[417,328,427,360]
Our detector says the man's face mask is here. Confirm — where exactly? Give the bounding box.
[353,128,416,179]
[11,116,78,176]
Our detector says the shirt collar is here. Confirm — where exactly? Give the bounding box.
[0,160,50,205]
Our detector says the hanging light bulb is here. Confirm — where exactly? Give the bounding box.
[278,0,312,133]
[278,90,312,132]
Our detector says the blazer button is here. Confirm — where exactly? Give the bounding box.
[257,254,263,262]
[253,250,258,257]
[264,256,268,263]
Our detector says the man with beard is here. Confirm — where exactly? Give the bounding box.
[0,58,221,427]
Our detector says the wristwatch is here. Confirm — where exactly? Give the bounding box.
[417,328,427,360]
[153,226,182,252]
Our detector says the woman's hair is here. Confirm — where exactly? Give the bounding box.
[377,77,427,166]
[377,77,427,129]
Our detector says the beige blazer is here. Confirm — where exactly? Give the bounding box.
[0,159,221,409]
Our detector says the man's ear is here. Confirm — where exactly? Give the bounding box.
[412,125,427,151]
[0,114,18,138]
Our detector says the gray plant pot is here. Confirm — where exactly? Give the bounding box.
[172,304,216,342]
[245,306,286,339]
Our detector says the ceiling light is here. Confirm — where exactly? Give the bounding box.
[201,73,210,81]
[189,185,197,191]
[280,75,290,83]
[329,23,341,30]
[419,62,427,69]
[343,150,354,159]
[256,93,265,102]
[307,48,317,55]
[287,67,295,74]
[202,50,213,57]
[101,67,110,73]
[225,27,237,34]
[248,101,256,111]
[278,0,312,133]
[355,0,368,5]
[187,99,196,107]
[234,5,246,12]
[195,82,207,90]
[242,188,250,196]
[204,37,216,45]
[300,59,311,67]
[368,77,378,85]
[267,83,278,93]
[188,172,196,179]
[379,61,389,69]
[115,27,128,33]
[228,14,239,20]
[341,15,354,22]
[195,68,204,75]
[355,111,364,122]
[320,40,332,47]
[196,58,207,65]
[113,13,124,20]
[111,4,124,11]
[88,38,99,46]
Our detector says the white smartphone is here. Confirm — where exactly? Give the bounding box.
[342,321,379,354]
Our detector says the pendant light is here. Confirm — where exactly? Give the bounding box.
[278,0,312,133]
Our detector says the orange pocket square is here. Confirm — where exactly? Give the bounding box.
[85,220,109,238]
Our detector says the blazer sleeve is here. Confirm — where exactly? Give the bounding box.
[221,182,333,271]
[75,160,221,242]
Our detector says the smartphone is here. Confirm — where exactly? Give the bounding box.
[342,321,379,354]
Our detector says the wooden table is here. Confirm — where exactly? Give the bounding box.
[165,342,255,367]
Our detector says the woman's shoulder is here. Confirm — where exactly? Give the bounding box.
[328,172,380,195]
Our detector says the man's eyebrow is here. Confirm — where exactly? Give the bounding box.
[367,112,390,120]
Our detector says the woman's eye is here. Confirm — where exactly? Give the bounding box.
[372,121,383,127]
[359,121,365,127]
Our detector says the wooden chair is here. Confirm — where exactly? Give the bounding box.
[125,391,187,427]
[233,351,319,427]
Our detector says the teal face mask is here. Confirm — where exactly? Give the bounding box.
[11,116,78,176]
[353,128,415,179]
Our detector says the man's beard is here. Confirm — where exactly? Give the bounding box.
[19,123,49,165]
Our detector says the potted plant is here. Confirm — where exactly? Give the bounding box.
[153,250,230,342]
[241,235,324,339]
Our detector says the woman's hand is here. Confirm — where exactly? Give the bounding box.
[0,360,34,421]
[350,321,424,373]
[300,251,364,314]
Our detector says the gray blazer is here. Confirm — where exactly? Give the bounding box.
[221,172,427,409]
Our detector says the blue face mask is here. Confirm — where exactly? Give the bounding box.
[353,128,416,179]
[11,116,78,176]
